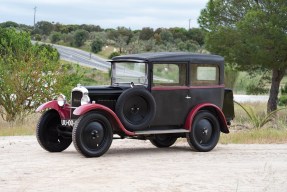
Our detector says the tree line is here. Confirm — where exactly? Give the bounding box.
[0,21,205,57]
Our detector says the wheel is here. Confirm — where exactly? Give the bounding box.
[186,111,220,152]
[115,86,156,131]
[150,134,177,148]
[36,110,72,152]
[72,112,113,157]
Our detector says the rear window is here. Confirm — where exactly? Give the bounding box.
[190,65,219,86]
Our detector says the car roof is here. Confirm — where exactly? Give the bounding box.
[111,52,224,65]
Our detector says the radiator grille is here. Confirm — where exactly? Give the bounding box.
[71,91,82,119]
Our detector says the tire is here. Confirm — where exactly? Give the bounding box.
[72,112,113,157]
[150,134,177,148]
[115,86,156,131]
[186,111,220,152]
[36,110,72,152]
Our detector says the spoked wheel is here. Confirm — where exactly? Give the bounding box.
[116,86,156,131]
[72,112,113,157]
[36,109,72,152]
[150,134,177,148]
[186,111,220,152]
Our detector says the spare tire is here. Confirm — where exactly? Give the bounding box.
[115,86,156,131]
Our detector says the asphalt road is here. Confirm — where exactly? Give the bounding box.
[51,44,110,72]
[234,95,269,103]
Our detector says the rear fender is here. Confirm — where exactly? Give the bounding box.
[184,103,229,134]
[73,104,135,136]
[36,100,71,119]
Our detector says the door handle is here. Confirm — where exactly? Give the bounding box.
[185,95,191,99]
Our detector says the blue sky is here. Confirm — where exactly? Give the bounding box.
[0,0,209,29]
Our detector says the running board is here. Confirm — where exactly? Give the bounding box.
[134,129,189,135]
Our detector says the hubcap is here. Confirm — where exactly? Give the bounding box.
[194,119,213,144]
[82,122,105,150]
[123,96,148,124]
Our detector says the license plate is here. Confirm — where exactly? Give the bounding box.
[61,119,75,126]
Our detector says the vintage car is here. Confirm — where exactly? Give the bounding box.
[36,52,234,157]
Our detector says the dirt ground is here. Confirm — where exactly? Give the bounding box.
[0,136,287,192]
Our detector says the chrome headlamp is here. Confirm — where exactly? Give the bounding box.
[81,94,90,105]
[57,94,66,107]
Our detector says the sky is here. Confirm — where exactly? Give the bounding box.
[0,0,209,30]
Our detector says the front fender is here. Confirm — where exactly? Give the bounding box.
[184,103,229,133]
[74,104,135,136]
[36,100,71,119]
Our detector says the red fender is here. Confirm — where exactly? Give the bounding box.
[73,104,135,136]
[184,103,229,133]
[36,100,71,119]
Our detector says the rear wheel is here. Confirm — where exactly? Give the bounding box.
[150,134,177,148]
[72,112,113,157]
[186,111,220,152]
[36,110,72,152]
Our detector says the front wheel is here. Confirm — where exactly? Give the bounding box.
[186,111,220,152]
[36,109,72,152]
[150,134,177,148]
[72,112,113,157]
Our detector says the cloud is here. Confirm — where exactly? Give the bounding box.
[0,0,209,29]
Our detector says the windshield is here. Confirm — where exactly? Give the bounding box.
[111,62,148,86]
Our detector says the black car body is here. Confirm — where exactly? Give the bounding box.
[36,52,234,157]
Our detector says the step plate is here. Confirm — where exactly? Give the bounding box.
[134,129,189,135]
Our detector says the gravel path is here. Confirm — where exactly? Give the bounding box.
[0,136,287,192]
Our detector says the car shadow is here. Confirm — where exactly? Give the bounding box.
[60,143,198,158]
[106,145,194,156]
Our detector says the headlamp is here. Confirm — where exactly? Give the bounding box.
[57,94,66,107]
[81,94,90,105]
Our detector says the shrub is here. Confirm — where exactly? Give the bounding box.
[108,52,120,59]
[0,28,61,121]
[73,29,89,47]
[90,38,103,53]
[246,83,269,95]
[50,32,62,43]
[34,34,42,41]
[279,95,287,106]
[279,82,287,106]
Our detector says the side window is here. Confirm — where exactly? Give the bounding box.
[153,63,186,86]
[190,64,219,86]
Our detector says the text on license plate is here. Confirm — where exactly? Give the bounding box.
[61,119,75,126]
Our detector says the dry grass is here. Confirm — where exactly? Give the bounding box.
[97,45,117,59]
[222,101,287,143]
[0,114,40,136]
[220,128,287,144]
[232,101,287,129]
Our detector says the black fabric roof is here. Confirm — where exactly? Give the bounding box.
[112,52,224,64]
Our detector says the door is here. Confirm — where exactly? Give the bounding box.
[151,63,191,127]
